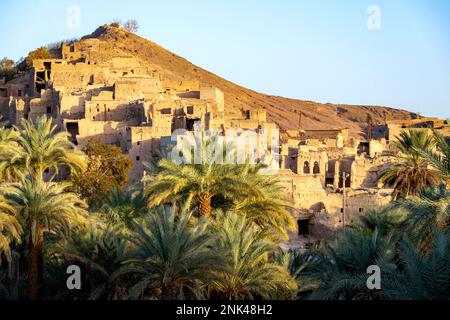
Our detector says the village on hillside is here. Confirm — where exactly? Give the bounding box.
[1,32,449,248]
[1,19,449,302]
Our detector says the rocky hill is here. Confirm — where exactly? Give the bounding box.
[72,26,417,137]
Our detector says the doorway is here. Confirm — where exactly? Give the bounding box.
[297,219,310,236]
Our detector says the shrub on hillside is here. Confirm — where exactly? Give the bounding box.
[69,139,132,206]
[0,58,17,82]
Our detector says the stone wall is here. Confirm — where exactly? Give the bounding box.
[2,40,440,242]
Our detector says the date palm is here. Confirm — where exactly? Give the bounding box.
[378,130,441,199]
[211,212,297,300]
[0,115,86,181]
[50,225,129,300]
[273,249,321,298]
[145,159,258,217]
[395,184,450,253]
[231,171,295,239]
[99,187,147,227]
[0,251,23,300]
[115,206,223,300]
[357,207,406,238]
[417,129,450,181]
[0,195,22,264]
[144,134,294,238]
[145,134,259,217]
[2,175,87,300]
[384,232,450,300]
[0,126,20,181]
[301,228,397,300]
[393,130,435,156]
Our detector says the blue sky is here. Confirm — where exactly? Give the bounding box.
[1,0,449,118]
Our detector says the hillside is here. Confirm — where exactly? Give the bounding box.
[77,26,417,137]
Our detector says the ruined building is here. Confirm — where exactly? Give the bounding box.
[1,38,448,245]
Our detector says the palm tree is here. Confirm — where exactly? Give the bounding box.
[384,232,450,300]
[274,249,317,297]
[144,134,295,237]
[211,212,297,300]
[144,134,260,217]
[51,225,130,300]
[99,187,147,227]
[378,130,441,199]
[2,175,87,299]
[115,206,222,300]
[417,129,450,181]
[230,169,295,239]
[0,195,22,265]
[0,115,86,181]
[395,184,450,252]
[393,130,435,156]
[378,155,442,200]
[357,207,406,238]
[0,251,23,300]
[301,228,397,300]
[0,126,20,181]
[145,159,258,217]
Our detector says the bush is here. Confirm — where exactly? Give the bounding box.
[123,20,139,33]
[110,19,121,28]
[25,47,50,68]
[0,58,17,82]
[69,139,132,206]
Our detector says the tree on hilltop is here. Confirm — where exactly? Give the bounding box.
[123,20,139,33]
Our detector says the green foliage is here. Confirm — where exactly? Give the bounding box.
[47,225,129,300]
[69,139,132,206]
[0,58,17,82]
[395,184,450,252]
[0,195,22,264]
[25,47,50,68]
[417,129,450,181]
[0,252,24,300]
[211,212,297,300]
[0,115,86,181]
[115,207,222,300]
[2,174,87,299]
[98,187,147,227]
[378,130,442,199]
[384,232,450,300]
[144,134,295,238]
[1,110,448,300]
[393,129,435,157]
[2,174,87,244]
[273,249,323,297]
[356,207,406,237]
[300,228,397,300]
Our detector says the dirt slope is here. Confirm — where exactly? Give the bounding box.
[80,26,417,137]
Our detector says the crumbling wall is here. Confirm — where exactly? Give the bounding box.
[71,119,128,149]
[114,76,162,101]
[351,155,395,188]
[124,126,163,181]
[200,87,224,112]
[60,94,86,119]
[51,62,107,89]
